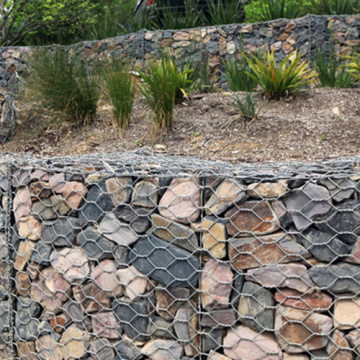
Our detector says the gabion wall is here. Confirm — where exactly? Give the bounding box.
[0,151,359,359]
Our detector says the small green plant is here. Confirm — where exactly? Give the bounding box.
[242,49,316,99]
[230,92,263,122]
[25,48,100,125]
[191,52,217,93]
[139,51,194,129]
[310,0,360,15]
[258,0,302,21]
[223,56,258,92]
[102,60,136,129]
[344,53,360,81]
[312,47,356,88]
[202,0,245,26]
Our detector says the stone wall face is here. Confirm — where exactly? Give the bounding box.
[0,152,360,359]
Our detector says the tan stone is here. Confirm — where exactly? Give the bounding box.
[208,351,231,360]
[15,272,31,297]
[35,335,62,360]
[105,177,132,206]
[18,216,41,240]
[116,265,147,300]
[14,187,32,222]
[283,355,309,360]
[60,326,90,359]
[56,181,88,209]
[17,341,37,360]
[334,295,360,330]
[173,31,189,41]
[28,181,51,200]
[202,217,226,259]
[91,259,123,296]
[14,240,36,271]
[327,329,353,360]
[248,181,287,199]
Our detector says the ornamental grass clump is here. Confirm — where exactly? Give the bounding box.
[344,53,360,81]
[230,92,263,122]
[310,0,360,15]
[242,49,316,99]
[139,52,194,130]
[25,48,100,126]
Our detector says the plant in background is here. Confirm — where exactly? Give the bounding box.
[229,92,263,122]
[102,59,136,129]
[344,52,360,81]
[258,0,302,21]
[25,48,100,125]
[139,51,194,129]
[312,46,356,88]
[190,52,217,93]
[310,0,360,15]
[223,56,258,92]
[202,0,245,26]
[242,49,316,99]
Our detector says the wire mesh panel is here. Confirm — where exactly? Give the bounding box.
[3,151,360,359]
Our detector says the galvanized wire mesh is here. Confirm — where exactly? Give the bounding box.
[1,150,360,359]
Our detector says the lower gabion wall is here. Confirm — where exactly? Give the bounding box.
[2,152,360,359]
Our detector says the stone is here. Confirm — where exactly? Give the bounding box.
[105,177,132,206]
[89,338,115,360]
[208,351,232,360]
[334,295,360,330]
[114,341,142,360]
[224,325,282,360]
[302,228,351,263]
[98,213,138,246]
[238,281,274,332]
[116,265,147,300]
[319,177,355,203]
[16,341,37,360]
[155,286,192,320]
[174,305,199,356]
[316,200,360,244]
[50,247,90,283]
[79,182,113,224]
[205,179,246,215]
[91,260,123,297]
[14,240,36,271]
[35,335,62,360]
[77,226,116,261]
[73,283,111,313]
[142,339,183,360]
[15,297,41,341]
[274,289,332,311]
[27,262,41,280]
[114,205,152,234]
[114,245,130,268]
[15,272,31,297]
[42,217,81,247]
[246,264,314,293]
[283,182,332,231]
[202,328,225,353]
[202,217,226,259]
[60,325,90,359]
[308,263,360,293]
[31,196,70,220]
[28,181,51,200]
[55,181,88,210]
[201,309,236,328]
[147,316,175,339]
[346,329,360,353]
[229,232,310,270]
[326,329,353,360]
[226,201,282,237]
[91,311,122,339]
[50,314,70,333]
[275,305,333,353]
[201,259,233,310]
[132,178,159,207]
[18,217,41,241]
[151,213,198,252]
[62,301,91,331]
[48,173,65,192]
[12,171,31,188]
[159,178,201,224]
[30,242,52,266]
[129,234,200,287]
[248,181,287,199]
[14,187,32,222]
[283,355,310,360]
[112,299,149,341]
[346,236,360,264]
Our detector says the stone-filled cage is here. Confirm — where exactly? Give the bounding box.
[1,150,360,359]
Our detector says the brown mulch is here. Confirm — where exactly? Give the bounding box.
[2,88,360,163]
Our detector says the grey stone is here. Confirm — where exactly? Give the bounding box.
[77,226,116,261]
[147,316,175,339]
[79,182,113,225]
[114,245,130,268]
[114,341,142,360]
[238,282,274,332]
[12,170,31,188]
[0,303,9,333]
[42,217,81,246]
[131,178,159,208]
[230,271,245,309]
[15,297,41,341]
[90,338,115,360]
[129,234,200,287]
[31,196,70,220]
[114,205,152,234]
[112,299,149,341]
[309,263,360,293]
[201,309,237,328]
[62,301,91,331]
[201,328,225,353]
[302,228,351,262]
[319,177,355,202]
[30,242,52,266]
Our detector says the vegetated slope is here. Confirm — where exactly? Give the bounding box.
[2,88,360,163]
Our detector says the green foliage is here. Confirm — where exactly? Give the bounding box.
[25,48,100,125]
[102,60,136,128]
[223,56,258,92]
[202,0,245,26]
[312,47,356,88]
[344,53,360,80]
[190,52,217,93]
[242,49,316,99]
[310,0,360,15]
[139,52,194,129]
[230,92,262,121]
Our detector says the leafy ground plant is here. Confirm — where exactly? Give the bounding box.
[229,92,263,122]
[344,52,360,81]
[258,0,302,21]
[242,49,316,99]
[102,60,136,129]
[310,0,360,15]
[25,48,100,125]
[139,51,194,129]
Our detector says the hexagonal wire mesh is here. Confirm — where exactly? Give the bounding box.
[1,150,360,359]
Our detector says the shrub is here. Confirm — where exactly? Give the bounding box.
[139,52,194,129]
[344,53,360,81]
[25,48,100,125]
[310,0,360,15]
[202,0,245,26]
[312,47,356,88]
[242,49,316,99]
[102,60,136,129]
[230,92,263,122]
[258,0,302,21]
[223,56,258,92]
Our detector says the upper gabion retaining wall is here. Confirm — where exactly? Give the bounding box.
[1,151,360,359]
